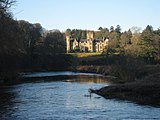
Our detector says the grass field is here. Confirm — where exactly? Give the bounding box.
[67,52,102,58]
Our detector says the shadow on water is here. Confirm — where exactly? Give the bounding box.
[20,75,109,84]
[20,71,110,84]
[0,87,17,119]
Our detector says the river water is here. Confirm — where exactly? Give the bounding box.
[0,72,160,120]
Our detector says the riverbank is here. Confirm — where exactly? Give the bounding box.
[80,65,160,106]
[93,73,160,106]
[1,52,160,106]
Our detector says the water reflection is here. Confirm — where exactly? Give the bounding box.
[64,76,109,84]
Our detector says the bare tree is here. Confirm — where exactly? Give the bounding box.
[0,0,16,10]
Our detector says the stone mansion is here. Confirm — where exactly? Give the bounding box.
[66,31,109,53]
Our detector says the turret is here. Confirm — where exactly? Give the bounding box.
[87,31,94,40]
[66,35,70,53]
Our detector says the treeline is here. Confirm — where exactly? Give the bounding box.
[103,25,160,63]
[0,0,74,83]
[65,28,109,40]
[0,12,66,56]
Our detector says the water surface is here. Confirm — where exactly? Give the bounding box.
[0,72,160,120]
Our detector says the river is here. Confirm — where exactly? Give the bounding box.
[0,72,160,120]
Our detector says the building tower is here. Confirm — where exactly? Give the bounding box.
[87,31,94,40]
[66,35,70,53]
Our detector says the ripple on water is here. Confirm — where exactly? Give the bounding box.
[1,72,160,120]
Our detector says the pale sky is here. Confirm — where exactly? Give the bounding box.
[12,0,160,31]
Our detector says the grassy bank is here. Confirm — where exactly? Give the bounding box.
[85,65,160,106]
[93,71,160,106]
